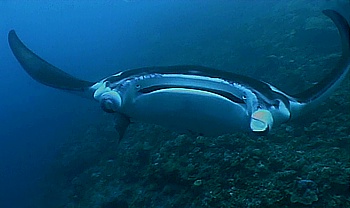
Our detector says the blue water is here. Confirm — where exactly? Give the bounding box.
[0,2,138,207]
[0,1,347,207]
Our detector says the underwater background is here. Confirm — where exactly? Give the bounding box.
[0,0,349,207]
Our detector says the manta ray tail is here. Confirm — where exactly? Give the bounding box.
[290,10,350,116]
[8,30,94,95]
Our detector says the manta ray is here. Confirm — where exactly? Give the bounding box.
[8,10,350,142]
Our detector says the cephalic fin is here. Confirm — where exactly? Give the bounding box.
[114,113,130,144]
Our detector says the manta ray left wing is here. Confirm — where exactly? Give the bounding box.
[8,30,129,141]
[8,30,95,98]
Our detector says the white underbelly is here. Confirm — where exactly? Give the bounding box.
[123,88,251,135]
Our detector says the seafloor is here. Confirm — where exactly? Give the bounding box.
[36,1,349,208]
[38,83,350,207]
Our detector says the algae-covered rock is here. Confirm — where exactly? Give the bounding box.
[290,179,319,205]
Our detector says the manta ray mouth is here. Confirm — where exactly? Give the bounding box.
[139,85,245,104]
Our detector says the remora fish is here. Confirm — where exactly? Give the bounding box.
[8,10,350,142]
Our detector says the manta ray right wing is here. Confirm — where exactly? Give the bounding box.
[288,10,350,118]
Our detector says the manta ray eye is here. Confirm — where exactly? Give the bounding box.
[105,81,111,87]
[271,100,281,109]
[100,91,122,113]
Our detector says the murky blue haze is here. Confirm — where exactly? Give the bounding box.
[0,1,349,207]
